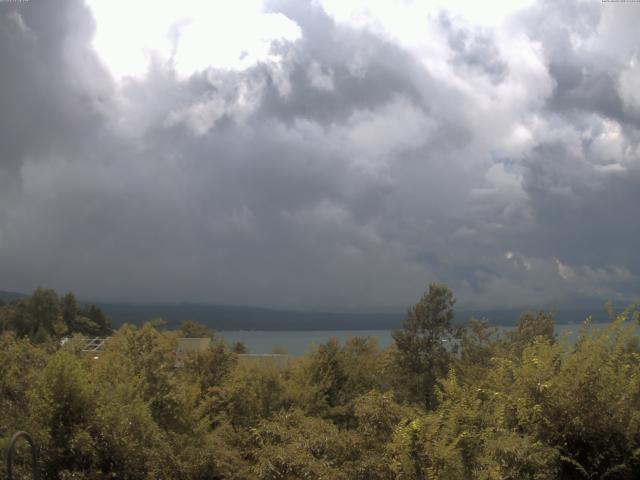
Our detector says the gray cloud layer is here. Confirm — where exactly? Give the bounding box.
[0,0,638,310]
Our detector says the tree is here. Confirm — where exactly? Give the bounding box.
[29,351,96,478]
[77,304,113,336]
[183,339,237,392]
[181,320,213,338]
[29,288,65,340]
[506,310,555,356]
[0,299,30,337]
[392,283,460,409]
[246,409,357,480]
[60,292,78,332]
[0,332,47,438]
[232,341,248,354]
[208,362,288,430]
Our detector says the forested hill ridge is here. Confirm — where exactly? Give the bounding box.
[97,303,614,330]
[0,289,614,330]
[0,289,27,301]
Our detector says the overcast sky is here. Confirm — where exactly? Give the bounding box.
[1,0,639,311]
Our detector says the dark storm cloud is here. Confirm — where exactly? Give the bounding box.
[257,0,426,126]
[0,0,639,310]
[0,0,108,176]
[527,0,640,126]
[520,140,640,277]
[547,62,627,122]
[0,0,422,308]
[503,0,640,303]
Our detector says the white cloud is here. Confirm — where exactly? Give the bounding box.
[318,0,536,35]
[342,98,435,168]
[618,56,640,114]
[506,251,531,271]
[556,259,635,299]
[86,0,301,80]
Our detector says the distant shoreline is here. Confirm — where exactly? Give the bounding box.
[218,323,615,356]
[1,289,616,331]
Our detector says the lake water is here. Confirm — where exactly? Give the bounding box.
[219,323,611,356]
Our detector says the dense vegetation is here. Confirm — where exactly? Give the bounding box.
[1,285,639,479]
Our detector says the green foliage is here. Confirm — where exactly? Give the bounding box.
[76,304,113,337]
[392,283,461,409]
[206,360,291,431]
[246,409,357,480]
[506,310,555,356]
[289,336,388,426]
[0,332,47,435]
[1,285,639,480]
[232,341,249,354]
[181,319,214,338]
[0,288,112,343]
[183,339,237,391]
[28,351,97,478]
[456,318,502,384]
[351,391,409,479]
[0,288,66,342]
